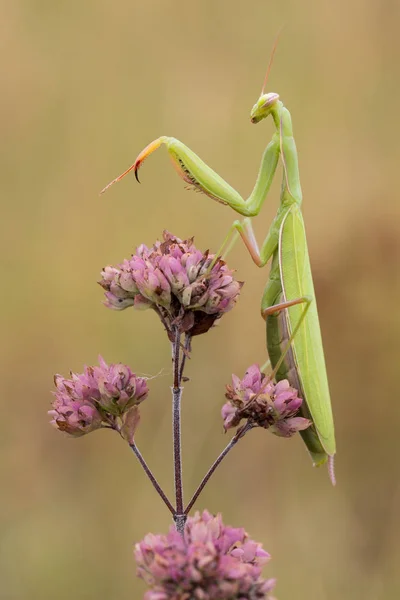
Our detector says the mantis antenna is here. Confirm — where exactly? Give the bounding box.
[260,26,284,95]
[260,27,293,198]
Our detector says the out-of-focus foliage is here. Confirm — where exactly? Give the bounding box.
[1,1,399,599]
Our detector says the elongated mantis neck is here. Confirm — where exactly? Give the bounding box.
[270,101,303,209]
[269,101,293,136]
[270,102,283,132]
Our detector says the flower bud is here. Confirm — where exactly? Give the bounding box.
[50,374,103,436]
[99,232,242,337]
[134,510,276,599]
[223,364,311,438]
[49,357,148,436]
[93,356,148,415]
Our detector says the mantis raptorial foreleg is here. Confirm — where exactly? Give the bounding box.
[101,129,281,218]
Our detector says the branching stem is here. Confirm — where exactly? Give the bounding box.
[129,441,175,515]
[184,422,254,515]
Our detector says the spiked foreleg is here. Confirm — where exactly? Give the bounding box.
[101,135,281,219]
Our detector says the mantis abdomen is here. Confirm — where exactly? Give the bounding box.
[263,207,335,467]
[266,303,329,465]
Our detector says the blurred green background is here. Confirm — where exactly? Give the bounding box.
[2,1,400,598]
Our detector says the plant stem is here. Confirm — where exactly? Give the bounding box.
[129,441,175,515]
[172,326,185,534]
[174,514,186,536]
[179,334,191,383]
[184,422,254,515]
[172,386,184,514]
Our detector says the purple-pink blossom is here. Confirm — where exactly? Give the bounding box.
[222,364,311,438]
[49,356,148,437]
[93,355,148,415]
[99,232,242,337]
[134,510,276,599]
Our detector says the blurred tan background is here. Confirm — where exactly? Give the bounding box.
[1,1,400,598]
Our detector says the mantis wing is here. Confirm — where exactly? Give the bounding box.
[279,207,336,459]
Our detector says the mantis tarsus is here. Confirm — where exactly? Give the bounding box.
[101,65,336,485]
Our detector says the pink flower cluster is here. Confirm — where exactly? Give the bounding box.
[49,356,148,437]
[99,232,242,337]
[135,510,276,600]
[222,364,311,438]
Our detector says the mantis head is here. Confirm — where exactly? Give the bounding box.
[250,93,280,124]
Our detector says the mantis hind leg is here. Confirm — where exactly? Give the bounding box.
[262,292,312,382]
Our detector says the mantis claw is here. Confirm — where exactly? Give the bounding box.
[100,137,166,194]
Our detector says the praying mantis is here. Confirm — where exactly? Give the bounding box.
[101,59,336,484]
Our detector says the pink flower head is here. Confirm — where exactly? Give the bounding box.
[49,384,102,437]
[134,510,276,599]
[92,356,148,415]
[99,232,242,337]
[222,364,311,438]
[49,357,148,437]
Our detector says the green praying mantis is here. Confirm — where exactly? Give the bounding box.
[101,56,336,485]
